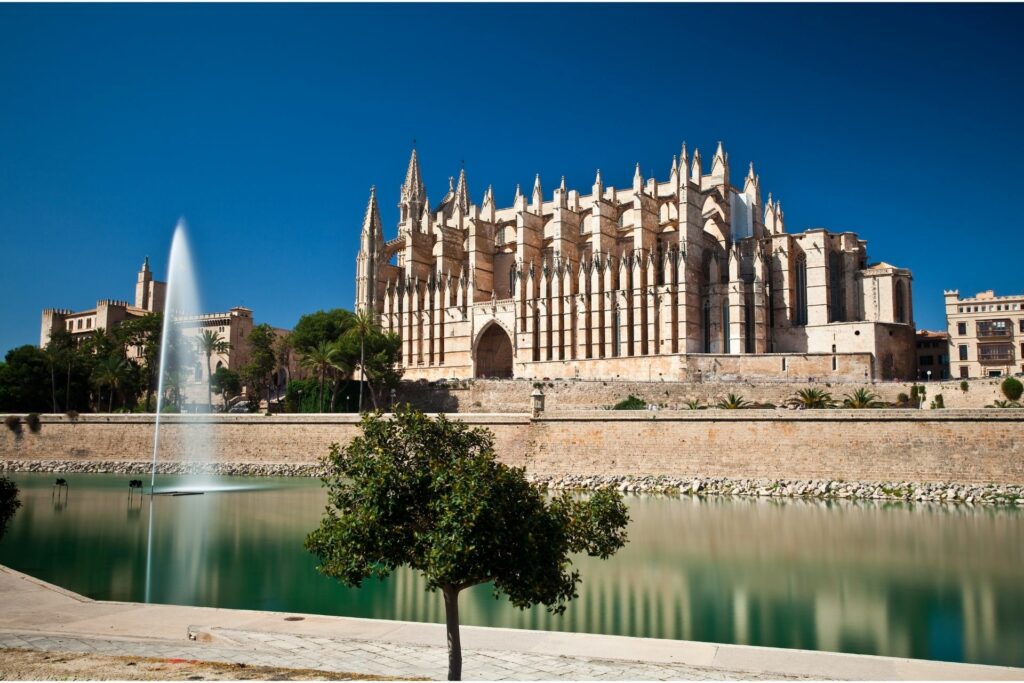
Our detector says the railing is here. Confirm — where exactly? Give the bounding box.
[976,319,1012,338]
[978,344,1014,363]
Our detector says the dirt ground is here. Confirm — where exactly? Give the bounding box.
[0,648,413,681]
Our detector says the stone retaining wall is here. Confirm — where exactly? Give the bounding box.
[395,377,1009,413]
[2,411,1022,486]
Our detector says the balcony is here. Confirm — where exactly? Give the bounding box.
[978,343,1014,363]
[976,319,1012,338]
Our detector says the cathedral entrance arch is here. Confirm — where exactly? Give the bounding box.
[474,322,514,379]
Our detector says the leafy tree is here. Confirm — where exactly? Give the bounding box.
[0,476,20,541]
[349,309,376,412]
[1001,377,1023,402]
[290,309,354,356]
[241,324,277,412]
[716,393,751,409]
[789,388,834,409]
[0,346,53,412]
[842,388,882,409]
[306,408,630,681]
[117,313,163,411]
[195,330,231,411]
[210,367,241,409]
[612,395,646,410]
[350,329,402,410]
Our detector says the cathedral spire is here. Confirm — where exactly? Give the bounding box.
[362,185,382,236]
[454,166,470,214]
[399,147,427,223]
[691,148,702,187]
[531,174,543,212]
[593,169,604,198]
[710,141,729,186]
[633,163,643,192]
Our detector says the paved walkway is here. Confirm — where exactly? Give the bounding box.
[1,565,1021,681]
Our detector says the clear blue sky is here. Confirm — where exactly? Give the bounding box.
[2,3,1022,355]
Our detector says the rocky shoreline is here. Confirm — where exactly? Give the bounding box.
[3,460,1023,506]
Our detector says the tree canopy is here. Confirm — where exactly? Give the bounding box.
[306,407,629,680]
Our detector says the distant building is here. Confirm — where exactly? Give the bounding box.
[356,143,917,382]
[40,259,295,409]
[945,290,1024,379]
[915,330,949,380]
[40,257,165,348]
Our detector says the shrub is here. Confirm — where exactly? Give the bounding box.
[1001,377,1023,402]
[613,395,646,410]
[4,415,21,436]
[65,410,79,421]
[842,388,881,409]
[960,380,969,392]
[24,413,41,433]
[716,394,751,409]
[930,394,945,409]
[789,388,834,409]
[987,400,1021,409]
[896,393,910,407]
[684,399,704,410]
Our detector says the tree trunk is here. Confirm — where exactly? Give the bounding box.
[108,386,114,412]
[66,361,72,411]
[50,364,58,413]
[358,336,365,413]
[206,352,213,412]
[442,585,462,681]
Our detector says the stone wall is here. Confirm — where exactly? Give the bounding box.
[395,377,1010,413]
[2,411,1022,485]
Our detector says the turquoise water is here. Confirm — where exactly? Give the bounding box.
[1,473,1022,667]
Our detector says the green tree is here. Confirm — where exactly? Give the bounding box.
[0,476,20,541]
[92,355,128,412]
[789,387,834,409]
[842,388,882,409]
[195,330,231,411]
[290,309,354,356]
[210,367,241,409]
[1001,376,1023,402]
[300,341,341,412]
[241,324,277,412]
[306,408,630,681]
[349,309,377,412]
[339,328,402,410]
[118,313,163,411]
[0,346,53,412]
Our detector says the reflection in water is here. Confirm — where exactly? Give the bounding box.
[1,473,1021,667]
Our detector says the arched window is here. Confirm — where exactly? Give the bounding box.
[829,251,845,322]
[895,280,907,323]
[794,255,808,326]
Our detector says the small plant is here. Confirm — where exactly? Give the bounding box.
[983,397,1015,409]
[1001,377,1023,402]
[930,394,945,410]
[613,395,647,410]
[24,413,41,434]
[896,392,910,407]
[684,399,704,410]
[960,380,969,393]
[4,415,22,437]
[788,388,834,409]
[716,394,751,409]
[65,410,79,421]
[842,388,882,409]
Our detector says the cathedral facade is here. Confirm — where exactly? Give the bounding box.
[355,143,916,382]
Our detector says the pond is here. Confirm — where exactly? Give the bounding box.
[1,473,1022,668]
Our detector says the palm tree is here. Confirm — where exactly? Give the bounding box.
[684,399,704,410]
[326,347,352,412]
[196,330,231,411]
[350,309,377,413]
[301,341,339,412]
[92,355,127,412]
[789,387,834,409]
[987,399,1021,409]
[716,394,751,409]
[842,388,882,409]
